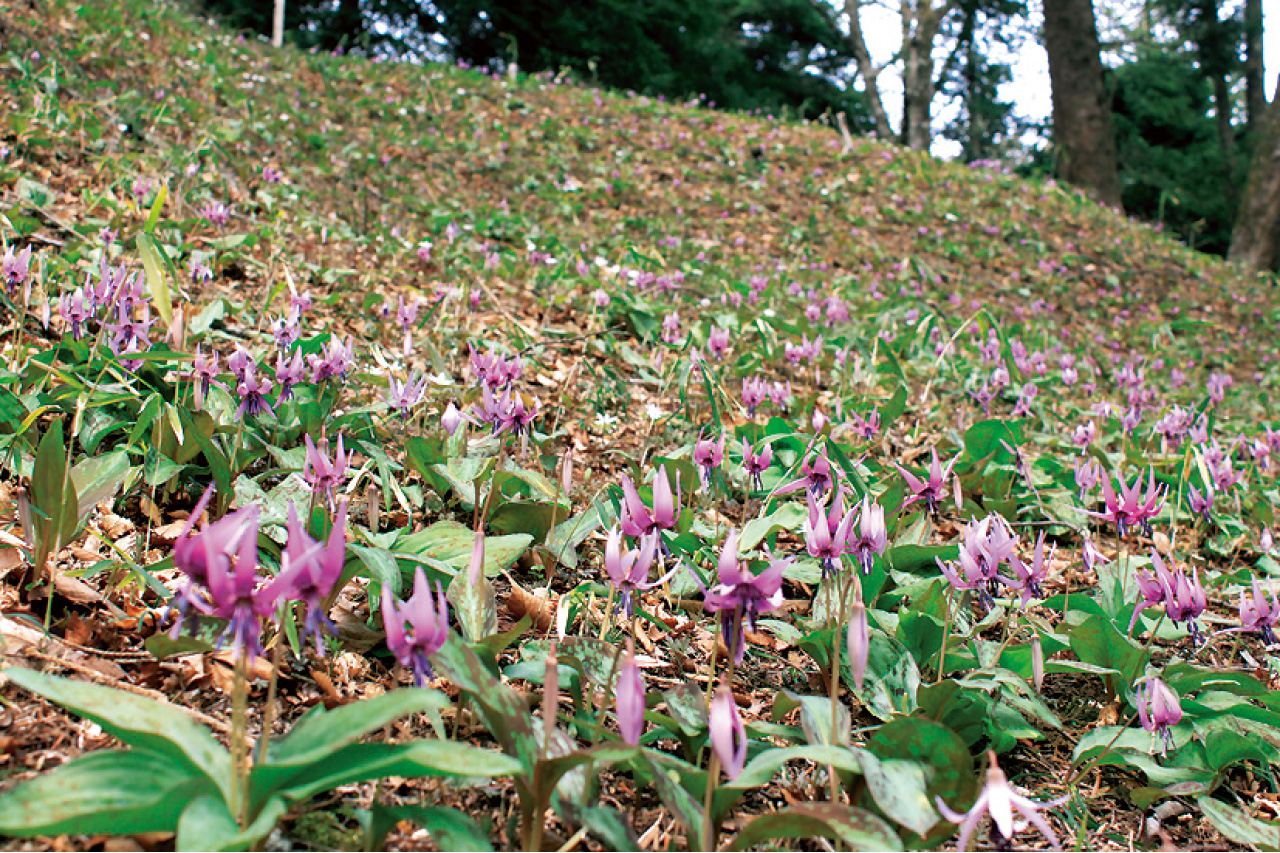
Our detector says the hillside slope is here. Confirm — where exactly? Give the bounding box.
[3,0,1280,851]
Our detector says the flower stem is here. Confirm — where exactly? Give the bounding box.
[230,652,250,828]
[702,750,720,851]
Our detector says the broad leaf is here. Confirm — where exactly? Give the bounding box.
[728,803,902,852]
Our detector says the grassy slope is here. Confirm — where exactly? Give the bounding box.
[3,0,1280,850]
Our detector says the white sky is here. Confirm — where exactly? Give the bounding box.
[855,1,1280,158]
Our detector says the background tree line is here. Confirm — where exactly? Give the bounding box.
[202,0,1278,272]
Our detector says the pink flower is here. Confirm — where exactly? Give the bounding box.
[709,684,747,780]
[616,639,645,746]
[937,751,1068,851]
[381,567,450,687]
[704,529,788,664]
[1135,677,1183,755]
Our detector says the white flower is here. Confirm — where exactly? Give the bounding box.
[645,404,665,421]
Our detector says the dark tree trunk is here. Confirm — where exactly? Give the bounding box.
[1043,0,1121,207]
[901,2,947,151]
[840,0,894,141]
[1244,0,1265,130]
[1229,97,1280,271]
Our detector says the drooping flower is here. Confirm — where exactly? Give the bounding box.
[741,376,768,417]
[1002,532,1053,606]
[275,349,306,401]
[235,366,275,420]
[693,433,725,492]
[386,372,428,418]
[616,639,645,746]
[740,439,772,492]
[895,448,959,516]
[1135,677,1183,755]
[1221,577,1280,644]
[302,434,348,505]
[264,500,348,654]
[618,466,679,540]
[709,683,747,780]
[707,326,731,360]
[2,244,33,294]
[936,751,1069,852]
[59,288,93,340]
[171,484,276,660]
[938,514,1019,609]
[776,452,834,497]
[848,497,887,575]
[1091,468,1165,538]
[802,490,856,578]
[703,529,788,664]
[603,528,672,616]
[381,566,450,687]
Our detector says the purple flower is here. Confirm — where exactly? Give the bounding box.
[308,336,355,383]
[707,326,731,360]
[741,376,768,417]
[938,514,1019,610]
[187,347,228,410]
[767,381,792,413]
[1188,483,1215,521]
[441,401,463,435]
[264,500,348,654]
[386,372,427,418]
[470,344,523,389]
[803,490,856,578]
[693,433,725,492]
[2,245,32,294]
[1091,468,1165,538]
[381,567,450,687]
[703,529,788,664]
[710,684,747,780]
[618,466,679,539]
[1002,532,1053,606]
[849,497,887,575]
[172,485,275,660]
[740,439,772,492]
[235,367,275,420]
[937,751,1068,852]
[1220,577,1280,644]
[200,200,230,227]
[603,528,671,616]
[270,309,301,350]
[894,449,958,516]
[616,639,645,746]
[777,452,833,498]
[303,434,348,504]
[59,288,93,340]
[1135,677,1183,755]
[1131,552,1206,640]
[847,598,869,691]
[275,350,306,401]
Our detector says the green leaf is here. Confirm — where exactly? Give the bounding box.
[346,544,403,597]
[267,688,447,765]
[276,740,522,805]
[398,520,532,577]
[175,793,287,852]
[728,803,903,852]
[1198,797,1280,848]
[70,449,131,520]
[136,232,173,326]
[362,804,492,852]
[432,635,538,770]
[644,754,706,850]
[867,716,976,818]
[4,668,231,801]
[739,501,806,551]
[30,418,78,563]
[0,749,202,837]
[544,502,607,569]
[448,571,498,643]
[488,498,566,541]
[1069,615,1145,681]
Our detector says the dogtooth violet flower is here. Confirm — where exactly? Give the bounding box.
[1091,468,1165,538]
[382,566,450,687]
[740,439,772,492]
[171,484,278,660]
[264,500,348,654]
[802,489,856,579]
[1130,551,1206,640]
[776,451,833,497]
[710,683,747,780]
[894,448,959,516]
[848,497,887,575]
[616,638,645,746]
[1135,676,1183,755]
[618,466,680,540]
[303,434,348,505]
[693,433,725,492]
[936,751,1069,852]
[1002,532,1053,606]
[846,597,869,691]
[703,529,788,664]
[603,528,676,616]
[1218,577,1280,645]
[937,514,1019,610]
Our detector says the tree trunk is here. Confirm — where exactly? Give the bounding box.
[840,1,895,141]
[900,1,947,151]
[1229,97,1280,271]
[1243,0,1265,129]
[272,0,285,47]
[1042,0,1121,207]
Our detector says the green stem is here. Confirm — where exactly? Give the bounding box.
[230,653,250,828]
[702,751,720,851]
